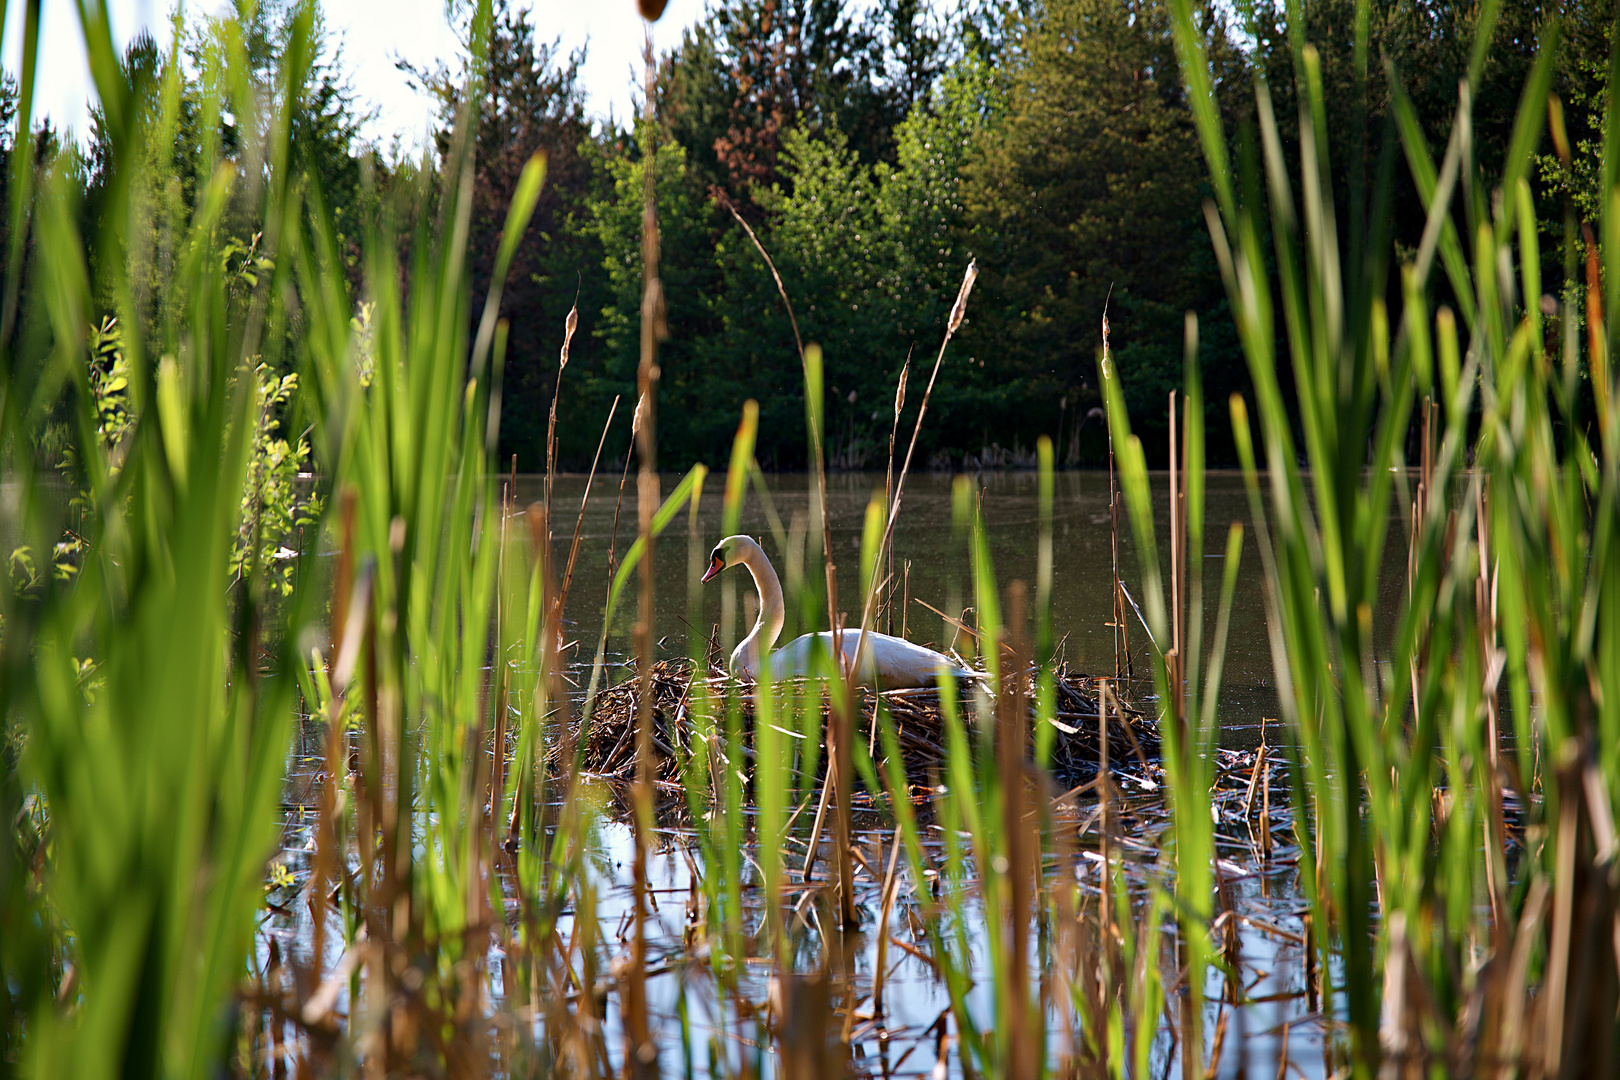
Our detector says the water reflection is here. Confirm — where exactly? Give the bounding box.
[518,470,1407,744]
[270,731,1333,1077]
[262,470,1387,1076]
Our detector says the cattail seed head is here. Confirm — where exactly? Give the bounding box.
[560,303,579,371]
[947,259,978,335]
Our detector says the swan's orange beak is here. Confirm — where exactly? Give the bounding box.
[701,554,724,584]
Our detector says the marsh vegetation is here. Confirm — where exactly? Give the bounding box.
[3,1,1620,1078]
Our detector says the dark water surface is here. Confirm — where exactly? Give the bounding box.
[265,469,1395,1076]
[513,469,1406,739]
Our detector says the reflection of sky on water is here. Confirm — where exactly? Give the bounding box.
[521,470,1409,750]
[258,472,1392,1074]
[265,745,1335,1077]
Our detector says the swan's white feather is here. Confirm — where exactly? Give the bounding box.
[761,629,975,689]
[709,534,975,689]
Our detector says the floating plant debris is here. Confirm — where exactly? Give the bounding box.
[557,659,1160,785]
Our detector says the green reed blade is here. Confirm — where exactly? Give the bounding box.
[1097,355,1165,650]
[1464,0,1504,91]
[1387,76,1475,329]
[1198,523,1243,747]
[1,0,41,355]
[1182,313,1206,726]
[1498,23,1558,241]
[1034,435,1056,767]
[1165,0,1232,223]
[472,151,547,385]
[723,401,759,537]
[579,463,707,720]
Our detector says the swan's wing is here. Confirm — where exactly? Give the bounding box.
[766,631,977,688]
[763,633,836,680]
[836,630,976,689]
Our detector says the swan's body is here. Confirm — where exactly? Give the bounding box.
[702,534,976,689]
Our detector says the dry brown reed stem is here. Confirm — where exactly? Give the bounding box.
[368,522,415,1059]
[802,755,834,883]
[1471,474,1511,937]
[721,199,804,360]
[606,394,643,583]
[722,195,854,925]
[830,727,858,928]
[902,559,911,638]
[778,968,837,1080]
[300,487,361,1073]
[833,262,976,930]
[1303,912,1318,1015]
[1104,313,1129,683]
[1584,223,1613,433]
[319,497,360,868]
[872,829,903,1016]
[855,260,977,637]
[1536,750,1620,1077]
[885,354,910,635]
[1098,677,1113,942]
[716,199,837,618]
[718,198,843,632]
[1050,778,1080,1064]
[542,301,579,581]
[1493,877,1548,1080]
[553,394,620,622]
[1000,582,1035,1080]
[624,28,662,1078]
[358,570,386,1076]
[1544,752,1579,1078]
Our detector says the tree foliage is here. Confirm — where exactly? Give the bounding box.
[403,0,606,466]
[23,0,1611,472]
[961,0,1248,460]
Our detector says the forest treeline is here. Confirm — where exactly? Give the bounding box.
[3,0,1613,470]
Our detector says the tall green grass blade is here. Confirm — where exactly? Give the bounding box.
[473,151,546,388]
[1034,435,1057,767]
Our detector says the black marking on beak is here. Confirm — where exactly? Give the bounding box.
[701,554,724,584]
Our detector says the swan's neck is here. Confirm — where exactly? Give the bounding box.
[731,541,786,677]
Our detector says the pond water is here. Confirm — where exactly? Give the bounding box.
[511,469,1407,740]
[263,469,1405,1076]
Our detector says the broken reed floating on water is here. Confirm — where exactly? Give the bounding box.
[552,659,1160,785]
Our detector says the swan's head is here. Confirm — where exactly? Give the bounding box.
[701,534,752,584]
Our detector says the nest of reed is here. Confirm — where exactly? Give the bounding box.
[551,658,1159,788]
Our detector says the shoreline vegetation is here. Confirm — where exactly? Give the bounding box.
[9,0,1608,474]
[2,1,1618,1079]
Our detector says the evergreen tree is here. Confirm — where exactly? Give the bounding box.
[581,127,734,467]
[405,0,609,467]
[961,0,1248,461]
[575,54,999,471]
[751,58,1000,467]
[658,0,938,202]
[81,0,380,339]
[0,73,21,299]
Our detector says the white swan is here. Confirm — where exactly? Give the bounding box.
[701,534,977,689]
